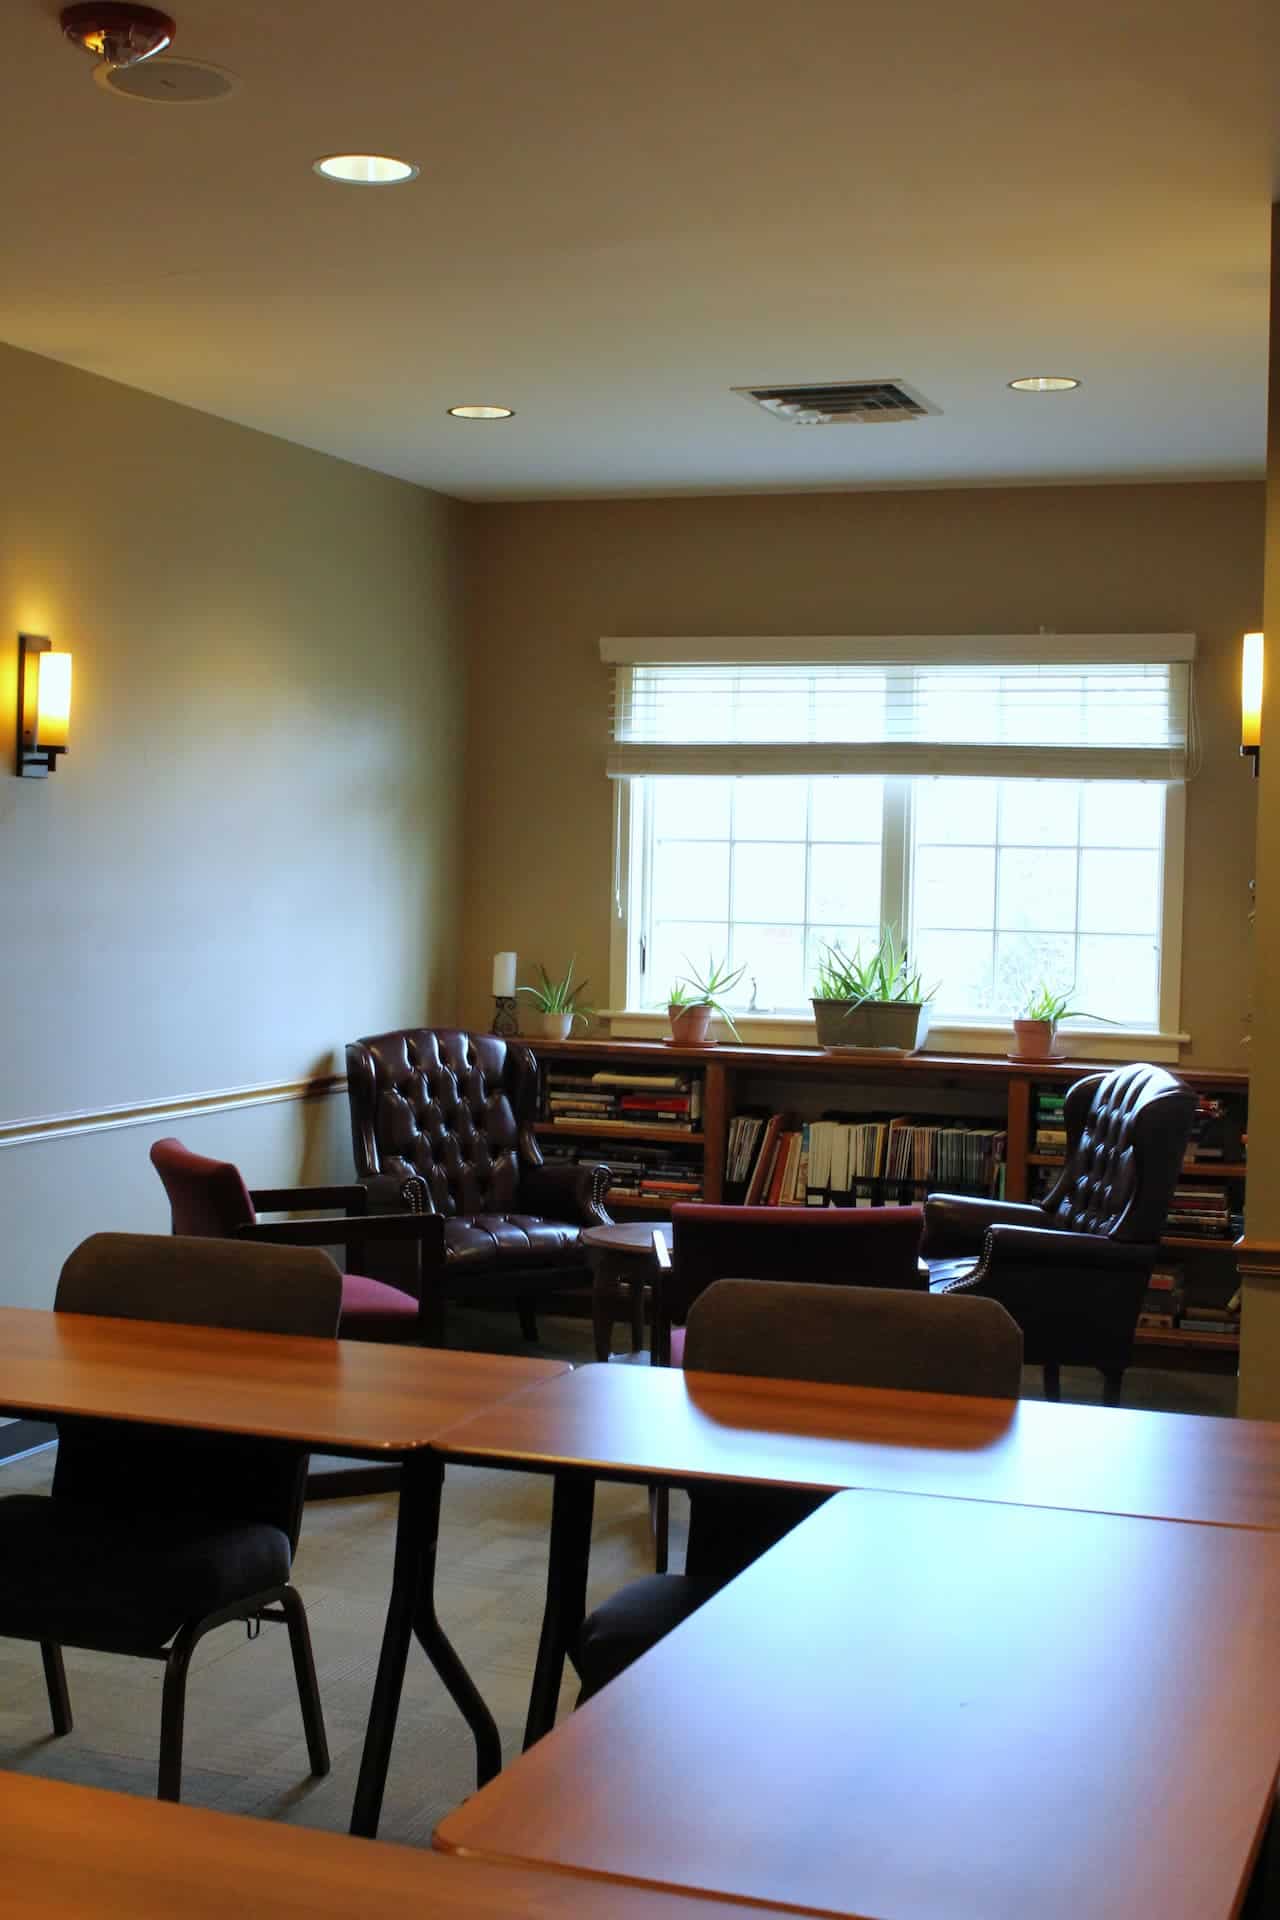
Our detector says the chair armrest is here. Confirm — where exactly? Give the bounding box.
[984,1224,1153,1271]
[360,1172,427,1213]
[248,1183,369,1215]
[237,1214,445,1252]
[520,1159,613,1226]
[922,1194,1047,1257]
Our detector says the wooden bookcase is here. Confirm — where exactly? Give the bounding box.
[532,1038,1249,1367]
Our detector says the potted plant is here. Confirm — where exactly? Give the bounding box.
[518,959,590,1040]
[811,928,934,1053]
[668,955,746,1046]
[1011,983,1110,1060]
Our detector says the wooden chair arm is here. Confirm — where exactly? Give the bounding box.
[248,1184,369,1215]
[237,1214,444,1250]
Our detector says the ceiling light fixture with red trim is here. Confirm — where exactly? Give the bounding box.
[60,3,176,68]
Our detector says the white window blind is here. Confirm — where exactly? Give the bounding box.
[603,637,1197,783]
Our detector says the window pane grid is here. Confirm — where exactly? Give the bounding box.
[639,774,1164,1027]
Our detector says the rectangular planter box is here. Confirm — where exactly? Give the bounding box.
[812,999,930,1052]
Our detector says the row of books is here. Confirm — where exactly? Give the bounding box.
[1183,1094,1245,1165]
[1168,1183,1236,1239]
[1033,1087,1065,1154]
[725,1112,1007,1207]
[1137,1265,1241,1335]
[542,1070,702,1132]
[538,1140,703,1201]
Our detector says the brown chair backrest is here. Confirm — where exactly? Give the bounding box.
[1038,1063,1196,1243]
[679,1279,1022,1584]
[53,1233,341,1552]
[346,1028,537,1217]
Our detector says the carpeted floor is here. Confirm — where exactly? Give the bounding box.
[0,1309,1236,1849]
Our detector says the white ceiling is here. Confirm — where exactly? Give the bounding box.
[5,0,1278,499]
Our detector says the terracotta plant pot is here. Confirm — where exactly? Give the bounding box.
[669,1002,714,1046]
[537,1010,575,1040]
[812,999,930,1052]
[1011,1017,1056,1059]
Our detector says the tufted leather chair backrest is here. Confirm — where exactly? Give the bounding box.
[1038,1063,1196,1243]
[346,1028,538,1217]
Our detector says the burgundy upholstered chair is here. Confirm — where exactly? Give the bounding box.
[345,1028,612,1344]
[656,1201,927,1367]
[150,1137,429,1343]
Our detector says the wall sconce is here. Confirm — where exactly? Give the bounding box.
[1241,630,1263,779]
[16,634,73,777]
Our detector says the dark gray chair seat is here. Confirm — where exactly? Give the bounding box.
[0,1232,342,1801]
[576,1280,1023,1704]
[0,1498,290,1653]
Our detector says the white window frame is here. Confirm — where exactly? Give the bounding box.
[606,770,1188,1064]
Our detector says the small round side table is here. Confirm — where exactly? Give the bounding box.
[582,1221,673,1362]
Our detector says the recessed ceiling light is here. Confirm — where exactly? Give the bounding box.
[313,154,418,186]
[1009,375,1080,393]
[447,404,515,421]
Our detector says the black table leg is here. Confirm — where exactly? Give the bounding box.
[1243,1794,1280,1918]
[411,1476,502,1788]
[523,1470,595,1750]
[350,1455,500,1838]
[350,1453,433,1838]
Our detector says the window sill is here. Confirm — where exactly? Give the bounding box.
[599,1010,1188,1065]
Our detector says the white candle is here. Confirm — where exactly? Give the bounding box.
[492,951,517,997]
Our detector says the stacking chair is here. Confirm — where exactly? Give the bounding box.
[0,1232,340,1801]
[576,1278,1022,1702]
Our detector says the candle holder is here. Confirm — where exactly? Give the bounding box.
[491,994,519,1037]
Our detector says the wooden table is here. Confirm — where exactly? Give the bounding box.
[0,1305,569,1839]
[8,1774,826,1919]
[438,1489,1280,1920]
[582,1222,671,1361]
[436,1360,1280,1743]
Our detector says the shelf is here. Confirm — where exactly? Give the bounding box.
[1134,1325,1240,1354]
[534,1121,705,1145]
[1161,1235,1238,1253]
[1028,1155,1246,1179]
[532,1036,1249,1095]
[606,1192,699,1211]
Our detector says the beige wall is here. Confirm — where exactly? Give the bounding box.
[462,481,1263,1066]
[0,342,465,1308]
[1238,206,1279,1417]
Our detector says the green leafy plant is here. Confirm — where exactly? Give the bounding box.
[1018,982,1113,1027]
[811,927,934,1006]
[669,954,747,1040]
[518,958,591,1024]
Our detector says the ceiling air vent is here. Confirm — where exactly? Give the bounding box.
[734,379,939,427]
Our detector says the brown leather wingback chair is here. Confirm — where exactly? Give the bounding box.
[924,1062,1196,1405]
[345,1028,612,1344]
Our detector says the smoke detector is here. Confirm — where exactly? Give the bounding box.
[60,4,175,68]
[733,379,940,427]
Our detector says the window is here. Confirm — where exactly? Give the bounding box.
[606,638,1194,1035]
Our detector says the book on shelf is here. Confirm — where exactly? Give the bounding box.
[543,1068,702,1130]
[1136,1265,1185,1329]
[1182,1095,1245,1166]
[727,1110,1006,1206]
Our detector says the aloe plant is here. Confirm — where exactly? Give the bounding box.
[670,954,747,1040]
[812,927,933,1005]
[518,958,591,1023]
[1019,982,1112,1026]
